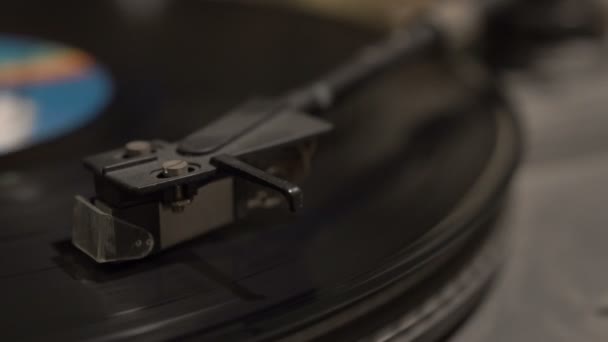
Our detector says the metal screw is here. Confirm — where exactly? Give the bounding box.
[170,199,191,212]
[162,160,189,177]
[124,140,153,157]
[160,160,192,212]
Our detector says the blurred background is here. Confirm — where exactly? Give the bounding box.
[287,2,608,340]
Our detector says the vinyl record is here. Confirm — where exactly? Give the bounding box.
[0,1,521,341]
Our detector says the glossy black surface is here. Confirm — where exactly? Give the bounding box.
[0,1,519,341]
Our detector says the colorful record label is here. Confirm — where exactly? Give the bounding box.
[0,35,112,154]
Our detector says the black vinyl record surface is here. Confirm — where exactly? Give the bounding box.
[0,1,521,341]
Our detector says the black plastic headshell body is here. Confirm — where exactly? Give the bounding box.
[73,99,331,262]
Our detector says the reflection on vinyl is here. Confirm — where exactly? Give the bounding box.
[0,1,521,341]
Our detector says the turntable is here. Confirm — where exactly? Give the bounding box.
[0,0,603,341]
